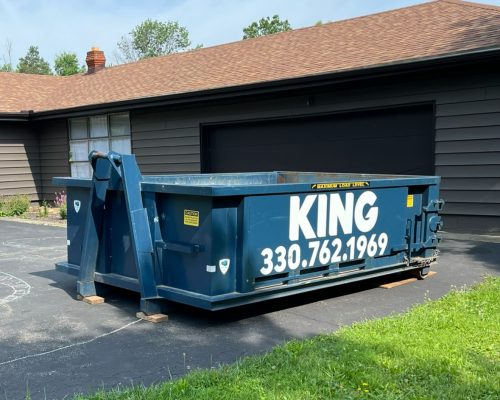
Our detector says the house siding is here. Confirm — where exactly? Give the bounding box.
[0,121,41,200]
[38,119,70,201]
[131,119,200,174]
[130,61,500,232]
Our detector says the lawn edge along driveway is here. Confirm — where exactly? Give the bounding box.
[75,276,500,400]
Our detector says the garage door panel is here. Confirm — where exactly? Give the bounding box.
[203,106,434,176]
[210,138,428,174]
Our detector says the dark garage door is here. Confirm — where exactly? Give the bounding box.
[202,105,434,175]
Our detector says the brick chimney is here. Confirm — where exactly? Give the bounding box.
[86,47,106,73]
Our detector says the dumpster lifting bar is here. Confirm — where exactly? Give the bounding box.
[77,151,161,315]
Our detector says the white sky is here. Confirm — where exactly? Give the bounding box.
[1,0,500,68]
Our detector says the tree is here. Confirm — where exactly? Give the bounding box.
[54,52,85,76]
[16,46,52,75]
[243,15,292,39]
[115,19,191,63]
[1,39,13,72]
[0,62,12,72]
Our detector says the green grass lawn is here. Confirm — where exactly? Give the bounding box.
[76,277,500,400]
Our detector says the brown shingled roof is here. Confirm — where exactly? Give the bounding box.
[1,0,500,114]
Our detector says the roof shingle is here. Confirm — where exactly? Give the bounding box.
[1,0,500,114]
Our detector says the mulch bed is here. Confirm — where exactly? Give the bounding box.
[0,206,67,227]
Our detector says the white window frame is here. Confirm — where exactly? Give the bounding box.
[68,112,131,178]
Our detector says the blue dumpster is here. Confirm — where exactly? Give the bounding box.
[54,151,444,314]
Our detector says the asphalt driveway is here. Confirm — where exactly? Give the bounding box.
[0,220,498,399]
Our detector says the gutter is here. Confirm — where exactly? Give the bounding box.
[0,110,32,121]
[22,46,500,120]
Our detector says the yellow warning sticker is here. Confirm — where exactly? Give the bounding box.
[311,181,369,190]
[407,195,414,208]
[184,210,199,227]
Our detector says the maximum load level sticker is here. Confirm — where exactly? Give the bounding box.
[184,210,200,227]
[311,181,369,190]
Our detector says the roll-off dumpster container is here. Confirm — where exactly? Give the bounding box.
[54,151,444,314]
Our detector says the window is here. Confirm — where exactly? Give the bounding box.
[69,113,131,177]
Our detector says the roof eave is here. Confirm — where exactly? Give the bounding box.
[31,46,500,120]
[0,111,32,121]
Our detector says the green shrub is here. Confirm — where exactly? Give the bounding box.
[59,203,67,220]
[0,194,30,216]
[55,191,67,220]
[38,200,49,217]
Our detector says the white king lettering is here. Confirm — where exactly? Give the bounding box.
[289,191,379,241]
